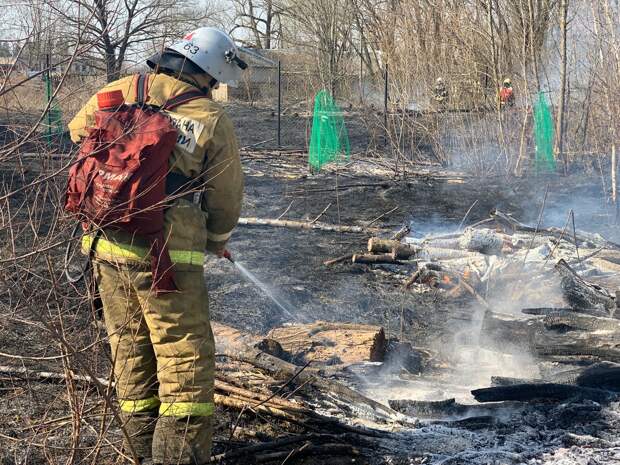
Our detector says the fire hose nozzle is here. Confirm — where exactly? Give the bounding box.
[222,249,234,263]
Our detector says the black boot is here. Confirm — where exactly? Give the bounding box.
[152,416,213,465]
[121,411,158,461]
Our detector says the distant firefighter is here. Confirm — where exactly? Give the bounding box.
[432,77,449,107]
[499,78,515,108]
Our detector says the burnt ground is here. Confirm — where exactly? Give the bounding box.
[203,151,620,465]
[2,102,620,464]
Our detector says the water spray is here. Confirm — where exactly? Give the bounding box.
[222,250,299,321]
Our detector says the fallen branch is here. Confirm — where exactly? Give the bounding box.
[214,379,308,412]
[0,364,108,386]
[211,433,369,463]
[238,217,385,234]
[255,443,357,463]
[214,394,304,424]
[310,203,332,224]
[404,270,421,289]
[323,254,353,266]
[0,365,310,419]
[391,225,411,241]
[352,253,403,265]
[213,324,402,422]
[492,209,620,250]
[365,206,399,228]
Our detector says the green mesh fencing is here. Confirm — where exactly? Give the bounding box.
[308,90,350,172]
[44,74,64,144]
[533,92,556,173]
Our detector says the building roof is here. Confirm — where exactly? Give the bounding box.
[0,57,25,67]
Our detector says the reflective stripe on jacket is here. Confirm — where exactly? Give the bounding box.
[68,73,244,267]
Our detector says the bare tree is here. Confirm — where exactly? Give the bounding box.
[231,0,282,49]
[283,0,355,97]
[43,0,213,82]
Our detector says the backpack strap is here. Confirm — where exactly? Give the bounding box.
[163,90,206,111]
[135,74,149,106]
[134,73,205,110]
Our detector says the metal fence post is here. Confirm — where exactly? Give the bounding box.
[384,63,389,143]
[277,60,282,148]
[45,54,53,145]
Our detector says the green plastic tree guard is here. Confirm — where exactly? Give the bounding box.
[44,73,63,145]
[308,90,350,172]
[533,92,556,173]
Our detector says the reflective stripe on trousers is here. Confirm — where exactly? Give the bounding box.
[119,397,214,417]
[81,234,204,266]
[119,396,161,413]
[159,402,215,417]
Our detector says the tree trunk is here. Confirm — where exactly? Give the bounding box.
[104,45,117,83]
[555,0,569,173]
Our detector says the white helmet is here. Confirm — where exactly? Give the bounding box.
[160,27,247,86]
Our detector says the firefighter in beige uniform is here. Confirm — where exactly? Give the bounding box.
[68,28,245,464]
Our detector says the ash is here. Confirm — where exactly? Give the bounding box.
[324,205,620,464]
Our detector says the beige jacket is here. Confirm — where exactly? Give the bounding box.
[69,73,243,268]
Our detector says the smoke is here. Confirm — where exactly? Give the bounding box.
[363,207,581,405]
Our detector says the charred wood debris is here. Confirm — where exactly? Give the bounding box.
[5,208,620,464]
[208,208,620,463]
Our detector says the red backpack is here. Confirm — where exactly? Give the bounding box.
[65,74,206,294]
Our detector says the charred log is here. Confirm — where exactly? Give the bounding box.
[544,362,620,392]
[389,398,525,418]
[542,311,620,332]
[367,238,417,258]
[472,383,616,403]
[254,443,358,463]
[479,312,541,350]
[491,376,543,386]
[212,433,370,463]
[555,259,616,316]
[431,415,497,430]
[522,306,612,318]
[266,322,387,365]
[535,330,620,362]
[388,398,458,418]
